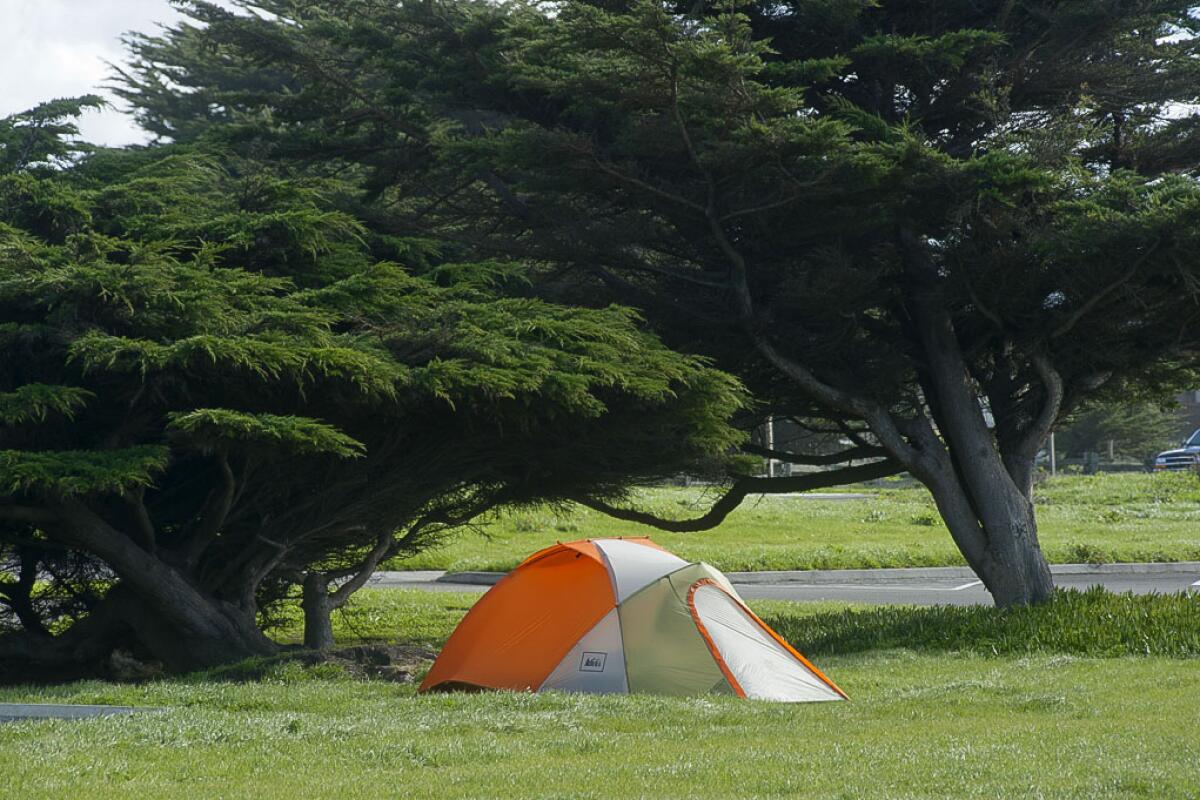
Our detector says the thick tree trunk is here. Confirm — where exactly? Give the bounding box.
[103,583,276,671]
[68,505,276,671]
[923,465,1054,607]
[0,505,285,678]
[0,580,276,678]
[301,573,336,651]
[976,509,1054,607]
[0,598,123,680]
[897,253,1056,607]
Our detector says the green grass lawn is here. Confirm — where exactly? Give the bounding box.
[395,473,1200,572]
[2,589,1198,799]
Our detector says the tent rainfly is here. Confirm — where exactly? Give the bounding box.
[419,537,846,702]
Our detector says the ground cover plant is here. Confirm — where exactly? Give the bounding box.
[396,473,1200,573]
[1,588,1197,799]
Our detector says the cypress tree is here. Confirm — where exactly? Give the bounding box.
[113,1,1200,606]
[0,102,744,674]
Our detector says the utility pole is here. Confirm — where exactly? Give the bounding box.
[765,415,776,478]
[1049,432,1057,477]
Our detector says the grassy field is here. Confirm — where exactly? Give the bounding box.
[2,589,1198,799]
[396,473,1200,572]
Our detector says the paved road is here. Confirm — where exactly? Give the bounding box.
[370,563,1200,606]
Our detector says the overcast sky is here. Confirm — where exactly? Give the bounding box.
[1,1,233,146]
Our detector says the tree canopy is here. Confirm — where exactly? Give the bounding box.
[0,98,745,675]
[111,0,1200,607]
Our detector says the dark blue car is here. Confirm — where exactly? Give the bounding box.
[1154,429,1200,472]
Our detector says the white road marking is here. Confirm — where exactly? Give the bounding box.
[952,580,984,591]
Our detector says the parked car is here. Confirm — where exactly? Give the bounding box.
[1153,429,1200,473]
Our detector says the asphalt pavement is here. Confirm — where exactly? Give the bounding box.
[369,562,1200,606]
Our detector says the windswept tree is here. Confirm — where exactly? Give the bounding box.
[0,102,744,675]
[114,0,1200,606]
[0,95,105,174]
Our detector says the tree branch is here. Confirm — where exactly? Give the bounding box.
[1051,241,1160,339]
[182,454,236,567]
[0,504,66,527]
[123,487,156,554]
[329,529,395,607]
[741,443,887,465]
[1014,353,1064,459]
[573,142,706,214]
[664,65,922,475]
[720,188,819,222]
[574,459,902,533]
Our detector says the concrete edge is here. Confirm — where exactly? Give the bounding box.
[1047,560,1200,575]
[436,571,505,585]
[0,703,149,721]
[728,561,1200,584]
[437,561,1200,586]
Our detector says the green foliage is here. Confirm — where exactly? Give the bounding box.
[0,98,744,666]
[0,384,92,425]
[167,410,366,458]
[0,96,105,174]
[68,331,407,400]
[0,446,169,496]
[10,0,1194,660]
[115,0,1200,439]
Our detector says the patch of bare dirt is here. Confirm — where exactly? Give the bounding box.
[314,644,437,682]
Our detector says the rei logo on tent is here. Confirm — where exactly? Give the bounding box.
[419,537,846,702]
[580,652,607,672]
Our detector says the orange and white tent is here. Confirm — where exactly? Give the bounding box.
[420,537,845,702]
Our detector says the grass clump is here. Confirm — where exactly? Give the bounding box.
[764,587,1200,659]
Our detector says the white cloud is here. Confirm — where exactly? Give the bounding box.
[0,0,234,146]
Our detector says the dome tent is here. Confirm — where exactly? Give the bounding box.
[419,538,845,702]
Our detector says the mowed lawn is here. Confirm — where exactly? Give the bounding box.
[2,589,1198,800]
[397,473,1200,573]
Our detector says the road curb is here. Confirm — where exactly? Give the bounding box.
[437,561,1200,586]
[435,571,506,585]
[0,704,147,722]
